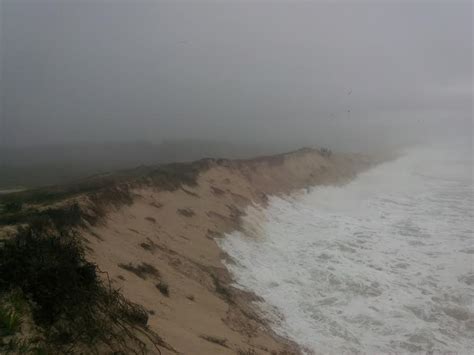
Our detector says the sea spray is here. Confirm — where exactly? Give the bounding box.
[219,143,474,354]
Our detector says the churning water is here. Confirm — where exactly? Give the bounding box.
[220,143,473,354]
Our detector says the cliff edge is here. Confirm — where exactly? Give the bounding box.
[0,148,374,354]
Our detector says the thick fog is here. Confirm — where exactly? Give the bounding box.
[0,0,472,152]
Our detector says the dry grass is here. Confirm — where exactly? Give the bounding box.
[118,262,160,280]
[177,208,195,217]
[199,335,228,348]
[0,226,166,354]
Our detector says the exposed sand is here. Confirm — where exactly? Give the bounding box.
[81,149,373,354]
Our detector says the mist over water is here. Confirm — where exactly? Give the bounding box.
[220,142,473,353]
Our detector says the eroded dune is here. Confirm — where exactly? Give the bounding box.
[81,148,373,354]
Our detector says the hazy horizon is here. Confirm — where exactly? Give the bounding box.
[1,0,472,153]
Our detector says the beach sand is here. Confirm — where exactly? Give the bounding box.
[81,149,373,354]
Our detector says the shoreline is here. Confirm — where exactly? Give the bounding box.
[81,148,375,354]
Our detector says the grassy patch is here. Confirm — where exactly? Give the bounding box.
[148,161,205,191]
[0,157,213,353]
[177,208,195,217]
[118,262,160,280]
[0,226,164,353]
[2,201,23,214]
[0,304,22,336]
[199,335,228,348]
[0,158,208,211]
[0,176,120,206]
[0,202,83,228]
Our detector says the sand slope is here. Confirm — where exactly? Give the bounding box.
[81,148,373,354]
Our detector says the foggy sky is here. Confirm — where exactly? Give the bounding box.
[1,0,472,152]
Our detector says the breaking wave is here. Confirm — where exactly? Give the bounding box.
[219,143,473,354]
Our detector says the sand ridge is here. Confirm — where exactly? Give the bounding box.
[81,148,373,354]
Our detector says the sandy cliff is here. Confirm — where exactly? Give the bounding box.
[80,148,373,354]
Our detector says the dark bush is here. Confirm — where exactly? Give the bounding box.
[0,227,98,325]
[3,201,22,213]
[0,227,163,353]
[0,203,83,228]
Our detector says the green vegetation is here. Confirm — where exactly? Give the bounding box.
[146,161,206,191]
[0,223,165,354]
[0,292,24,337]
[0,203,83,228]
[0,159,208,212]
[2,201,23,214]
[0,154,214,353]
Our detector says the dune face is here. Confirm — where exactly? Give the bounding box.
[80,148,373,354]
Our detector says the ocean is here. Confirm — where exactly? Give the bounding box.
[219,143,473,354]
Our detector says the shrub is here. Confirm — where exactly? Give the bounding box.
[0,227,98,325]
[3,201,22,213]
[0,305,21,336]
[0,203,83,229]
[0,227,164,353]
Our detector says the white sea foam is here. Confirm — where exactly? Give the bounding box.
[219,143,473,354]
